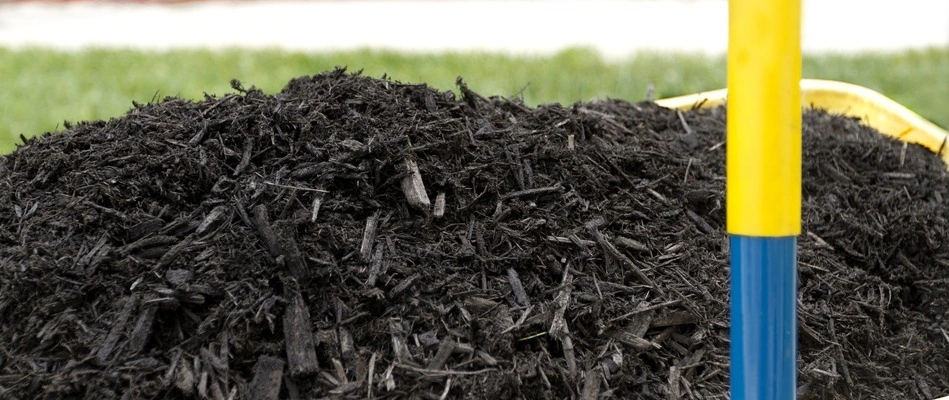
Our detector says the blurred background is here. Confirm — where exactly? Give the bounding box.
[1,0,947,153]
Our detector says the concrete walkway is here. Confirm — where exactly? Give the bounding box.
[0,0,947,58]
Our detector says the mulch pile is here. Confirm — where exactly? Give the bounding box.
[1,68,946,399]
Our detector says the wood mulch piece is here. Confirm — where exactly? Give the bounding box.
[0,68,946,399]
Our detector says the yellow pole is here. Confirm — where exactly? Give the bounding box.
[727,0,802,236]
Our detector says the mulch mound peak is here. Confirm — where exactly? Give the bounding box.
[1,68,946,399]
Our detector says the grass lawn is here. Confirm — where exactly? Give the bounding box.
[1,46,946,154]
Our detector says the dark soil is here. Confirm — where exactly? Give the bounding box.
[0,68,946,400]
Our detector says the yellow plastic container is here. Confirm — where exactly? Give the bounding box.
[655,79,949,167]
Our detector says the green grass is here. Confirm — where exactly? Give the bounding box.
[1,46,946,154]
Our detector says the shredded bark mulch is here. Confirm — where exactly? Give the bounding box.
[1,68,946,399]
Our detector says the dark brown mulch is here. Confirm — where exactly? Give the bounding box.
[0,68,946,399]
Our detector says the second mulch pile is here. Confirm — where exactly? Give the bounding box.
[1,69,947,399]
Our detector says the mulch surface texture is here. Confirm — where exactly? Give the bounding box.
[1,69,946,399]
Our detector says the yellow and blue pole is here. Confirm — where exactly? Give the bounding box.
[727,0,801,399]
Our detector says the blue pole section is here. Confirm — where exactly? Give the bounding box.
[730,236,798,399]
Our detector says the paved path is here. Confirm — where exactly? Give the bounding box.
[1,0,947,58]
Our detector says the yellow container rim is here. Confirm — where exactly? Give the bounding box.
[655,79,949,167]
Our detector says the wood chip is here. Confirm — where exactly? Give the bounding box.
[360,212,379,263]
[401,159,431,211]
[669,365,682,399]
[366,244,385,287]
[310,193,324,223]
[433,192,446,218]
[283,292,319,377]
[96,296,135,364]
[549,274,576,378]
[338,326,356,361]
[233,138,253,177]
[615,236,648,251]
[251,204,308,279]
[500,184,562,201]
[195,205,228,236]
[426,337,457,371]
[579,364,601,400]
[651,311,697,328]
[128,304,158,354]
[249,355,285,400]
[175,356,196,395]
[388,319,414,364]
[506,268,530,307]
